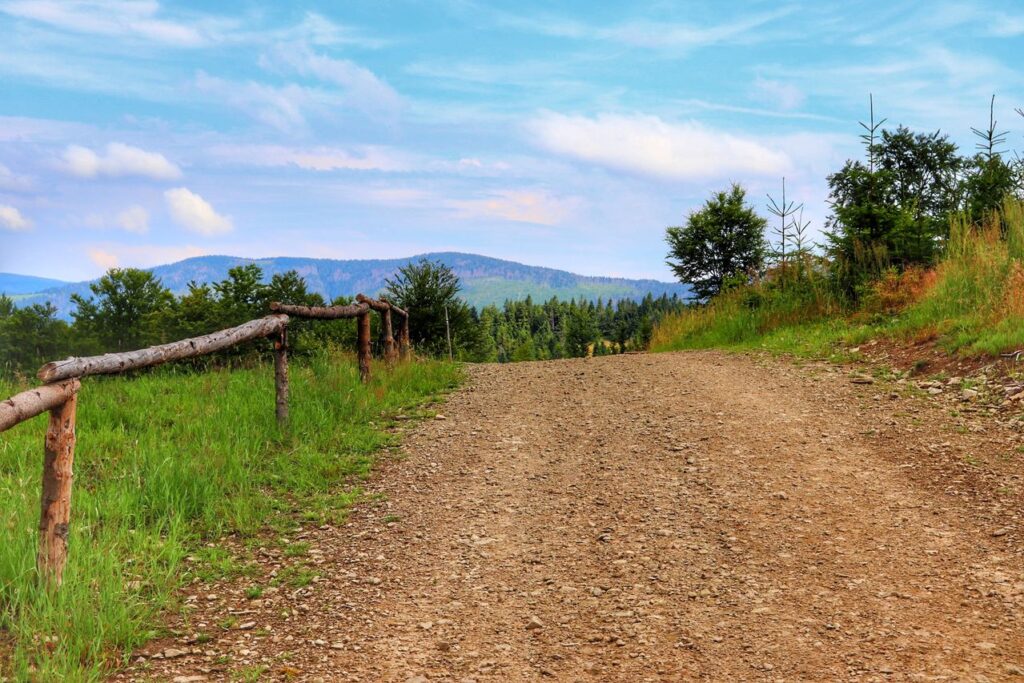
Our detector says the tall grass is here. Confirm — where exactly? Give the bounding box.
[650,264,844,354]
[0,352,460,680]
[890,203,1024,354]
[650,200,1024,359]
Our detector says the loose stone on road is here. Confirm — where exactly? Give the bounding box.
[127,352,1024,682]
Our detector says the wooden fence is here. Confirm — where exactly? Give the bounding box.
[0,295,411,588]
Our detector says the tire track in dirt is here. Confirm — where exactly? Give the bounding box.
[127,352,1024,682]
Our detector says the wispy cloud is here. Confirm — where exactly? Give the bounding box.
[259,42,403,116]
[164,187,232,236]
[87,243,209,272]
[526,112,791,181]
[446,189,579,225]
[751,77,805,112]
[0,162,32,191]
[0,204,32,231]
[116,205,149,234]
[60,142,182,180]
[193,71,336,132]
[0,0,227,46]
[209,144,413,172]
[490,6,795,51]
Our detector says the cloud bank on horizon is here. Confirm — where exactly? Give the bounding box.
[0,0,1022,281]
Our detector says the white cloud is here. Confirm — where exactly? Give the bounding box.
[0,204,32,231]
[446,189,578,225]
[526,112,790,181]
[751,78,805,112]
[164,187,232,235]
[116,205,149,234]
[0,0,218,46]
[209,144,413,172]
[61,142,182,180]
[260,43,402,116]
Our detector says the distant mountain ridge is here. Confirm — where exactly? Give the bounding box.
[0,272,69,295]
[7,252,690,319]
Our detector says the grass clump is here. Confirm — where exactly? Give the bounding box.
[0,351,459,680]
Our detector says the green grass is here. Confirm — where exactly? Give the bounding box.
[651,202,1024,361]
[0,351,460,680]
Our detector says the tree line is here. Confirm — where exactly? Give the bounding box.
[667,96,1024,300]
[0,259,681,376]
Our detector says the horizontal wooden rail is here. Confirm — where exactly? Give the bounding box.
[0,380,80,433]
[269,301,368,319]
[1,293,413,590]
[38,315,289,383]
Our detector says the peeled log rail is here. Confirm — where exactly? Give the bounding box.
[0,380,80,433]
[269,301,368,319]
[37,315,290,384]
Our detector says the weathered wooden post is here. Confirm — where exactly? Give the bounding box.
[38,387,79,588]
[399,314,411,361]
[357,311,372,383]
[381,308,397,364]
[273,326,289,425]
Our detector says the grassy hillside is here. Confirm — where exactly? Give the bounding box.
[0,354,459,680]
[651,202,1024,361]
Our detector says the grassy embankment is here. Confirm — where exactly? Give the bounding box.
[651,202,1024,360]
[0,352,460,680]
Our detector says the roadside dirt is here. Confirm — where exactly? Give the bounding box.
[123,351,1024,682]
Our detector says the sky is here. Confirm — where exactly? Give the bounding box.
[1,1,1023,282]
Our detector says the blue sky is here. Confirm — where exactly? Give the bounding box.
[1,0,1022,282]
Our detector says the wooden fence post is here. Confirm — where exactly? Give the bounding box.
[399,315,411,361]
[358,311,372,383]
[273,327,289,425]
[381,307,397,364]
[38,390,78,588]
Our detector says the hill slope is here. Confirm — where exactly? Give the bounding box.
[14,252,690,318]
[0,272,69,296]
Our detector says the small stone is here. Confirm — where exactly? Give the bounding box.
[992,528,1011,538]
[237,621,256,630]
[173,677,207,683]
[406,677,429,683]
[162,648,187,659]
[434,414,447,420]
[419,621,434,631]
[851,376,875,384]
[1004,663,1024,676]
[330,642,345,650]
[976,641,998,651]
[526,616,544,630]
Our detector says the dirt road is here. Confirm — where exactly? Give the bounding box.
[133,352,1024,682]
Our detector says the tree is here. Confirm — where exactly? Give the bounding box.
[564,303,598,357]
[0,300,69,374]
[71,268,174,351]
[383,259,483,358]
[666,184,768,300]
